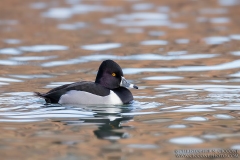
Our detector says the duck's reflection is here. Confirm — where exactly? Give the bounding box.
[93,117,132,140]
[86,106,133,140]
[56,105,134,140]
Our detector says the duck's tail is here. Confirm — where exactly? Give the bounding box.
[34,92,44,97]
[34,92,51,103]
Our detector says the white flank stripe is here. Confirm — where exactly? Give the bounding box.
[58,90,123,105]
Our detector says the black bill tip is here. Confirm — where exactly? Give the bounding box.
[133,85,138,89]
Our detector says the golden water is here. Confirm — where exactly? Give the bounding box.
[0,0,240,159]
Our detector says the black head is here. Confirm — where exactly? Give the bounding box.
[95,60,123,89]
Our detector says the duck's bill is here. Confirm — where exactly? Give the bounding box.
[120,77,138,89]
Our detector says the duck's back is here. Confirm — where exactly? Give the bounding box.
[36,81,110,104]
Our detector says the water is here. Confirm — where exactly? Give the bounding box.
[0,0,240,159]
[81,43,122,51]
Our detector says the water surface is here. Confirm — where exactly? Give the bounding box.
[0,0,240,159]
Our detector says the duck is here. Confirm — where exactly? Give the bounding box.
[35,60,138,105]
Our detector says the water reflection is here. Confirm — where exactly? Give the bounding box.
[213,114,235,119]
[42,8,73,19]
[123,59,240,74]
[19,45,68,52]
[184,116,208,121]
[143,76,183,80]
[10,56,56,61]
[168,124,188,128]
[0,59,21,65]
[218,0,239,6]
[231,144,240,150]
[148,31,165,36]
[0,77,22,82]
[57,22,87,30]
[230,51,240,56]
[30,2,47,9]
[229,71,240,77]
[169,136,204,145]
[41,53,219,67]
[0,91,161,142]
[94,117,132,140]
[1,0,240,159]
[132,3,154,11]
[210,17,230,23]
[125,28,144,33]
[10,74,53,79]
[199,8,228,14]
[175,39,189,44]
[0,20,18,25]
[42,5,119,19]
[0,48,22,55]
[204,36,230,45]
[3,39,21,44]
[55,105,134,140]
[116,12,168,20]
[140,40,168,45]
[127,144,158,149]
[81,43,121,51]
[230,34,240,40]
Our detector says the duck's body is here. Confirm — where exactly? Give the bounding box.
[36,60,138,105]
[36,81,133,104]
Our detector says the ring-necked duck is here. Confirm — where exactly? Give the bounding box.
[35,60,138,105]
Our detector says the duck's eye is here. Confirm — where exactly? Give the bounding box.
[112,73,116,77]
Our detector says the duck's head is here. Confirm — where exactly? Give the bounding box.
[95,60,138,90]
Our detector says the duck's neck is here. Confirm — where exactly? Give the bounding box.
[95,73,102,84]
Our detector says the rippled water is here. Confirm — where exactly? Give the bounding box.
[1,0,240,159]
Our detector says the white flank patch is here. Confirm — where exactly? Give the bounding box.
[58,90,123,105]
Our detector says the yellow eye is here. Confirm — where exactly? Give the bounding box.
[112,73,116,77]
